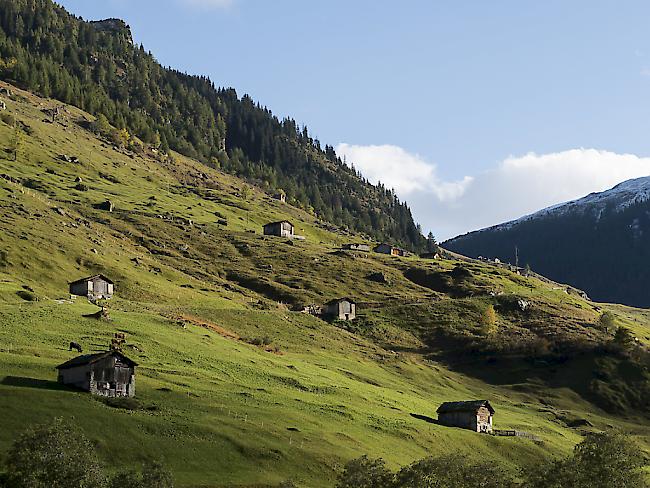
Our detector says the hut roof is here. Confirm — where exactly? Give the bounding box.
[69,274,114,286]
[263,220,293,227]
[325,297,356,306]
[437,400,494,414]
[56,351,137,370]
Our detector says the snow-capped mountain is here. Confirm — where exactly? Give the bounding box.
[445,176,650,307]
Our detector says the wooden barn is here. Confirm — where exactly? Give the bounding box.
[374,243,407,257]
[342,243,371,252]
[263,220,294,238]
[323,298,356,321]
[56,351,137,398]
[437,400,494,433]
[69,274,114,299]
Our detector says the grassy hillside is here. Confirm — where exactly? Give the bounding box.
[0,82,648,487]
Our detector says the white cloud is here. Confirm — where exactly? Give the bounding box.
[337,144,650,241]
[176,0,233,9]
[335,143,473,201]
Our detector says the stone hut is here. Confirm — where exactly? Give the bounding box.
[322,298,356,321]
[263,220,294,238]
[437,400,494,433]
[69,274,114,300]
[274,191,286,203]
[374,243,407,257]
[56,351,137,398]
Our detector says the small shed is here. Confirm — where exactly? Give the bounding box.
[374,243,407,257]
[69,274,114,300]
[342,243,371,252]
[323,298,356,321]
[274,191,286,203]
[437,400,494,433]
[263,220,294,238]
[56,351,137,398]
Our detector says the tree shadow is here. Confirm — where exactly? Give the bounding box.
[1,376,71,392]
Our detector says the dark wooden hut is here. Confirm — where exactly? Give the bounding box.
[263,220,294,238]
[374,243,407,257]
[56,351,137,398]
[322,298,356,321]
[437,400,494,433]
[69,274,114,299]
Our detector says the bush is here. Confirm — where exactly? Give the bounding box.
[396,455,516,488]
[480,304,498,336]
[108,461,173,488]
[526,432,646,488]
[337,454,516,488]
[4,418,106,488]
[2,419,174,488]
[15,290,38,301]
[597,311,616,332]
[336,455,394,488]
[0,112,15,126]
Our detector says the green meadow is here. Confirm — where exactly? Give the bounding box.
[0,82,648,487]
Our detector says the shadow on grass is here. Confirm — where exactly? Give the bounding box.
[410,413,440,424]
[1,376,71,392]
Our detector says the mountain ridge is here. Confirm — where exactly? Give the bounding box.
[0,0,425,250]
[445,175,650,307]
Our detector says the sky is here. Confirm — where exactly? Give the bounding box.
[58,0,650,239]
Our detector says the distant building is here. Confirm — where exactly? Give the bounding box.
[274,191,286,203]
[420,252,440,260]
[263,220,294,238]
[437,400,494,433]
[322,298,356,321]
[69,275,114,300]
[0,101,6,111]
[374,243,407,257]
[342,243,371,252]
[56,351,137,398]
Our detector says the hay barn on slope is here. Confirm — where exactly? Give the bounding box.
[437,400,494,433]
[69,275,114,300]
[56,351,137,398]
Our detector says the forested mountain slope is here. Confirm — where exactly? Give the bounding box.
[0,81,648,486]
[445,177,650,307]
[0,0,425,250]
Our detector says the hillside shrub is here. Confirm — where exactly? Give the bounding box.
[480,304,498,336]
[525,432,646,488]
[0,112,15,126]
[596,311,616,332]
[3,418,106,488]
[2,419,174,488]
[336,455,394,488]
[337,454,516,488]
[15,290,37,301]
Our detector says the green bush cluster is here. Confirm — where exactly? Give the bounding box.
[0,419,173,488]
[337,433,647,488]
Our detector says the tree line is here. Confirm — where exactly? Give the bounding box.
[0,0,426,250]
[335,432,648,488]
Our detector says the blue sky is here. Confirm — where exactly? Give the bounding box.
[58,0,650,239]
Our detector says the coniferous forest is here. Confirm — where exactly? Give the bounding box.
[0,0,425,250]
